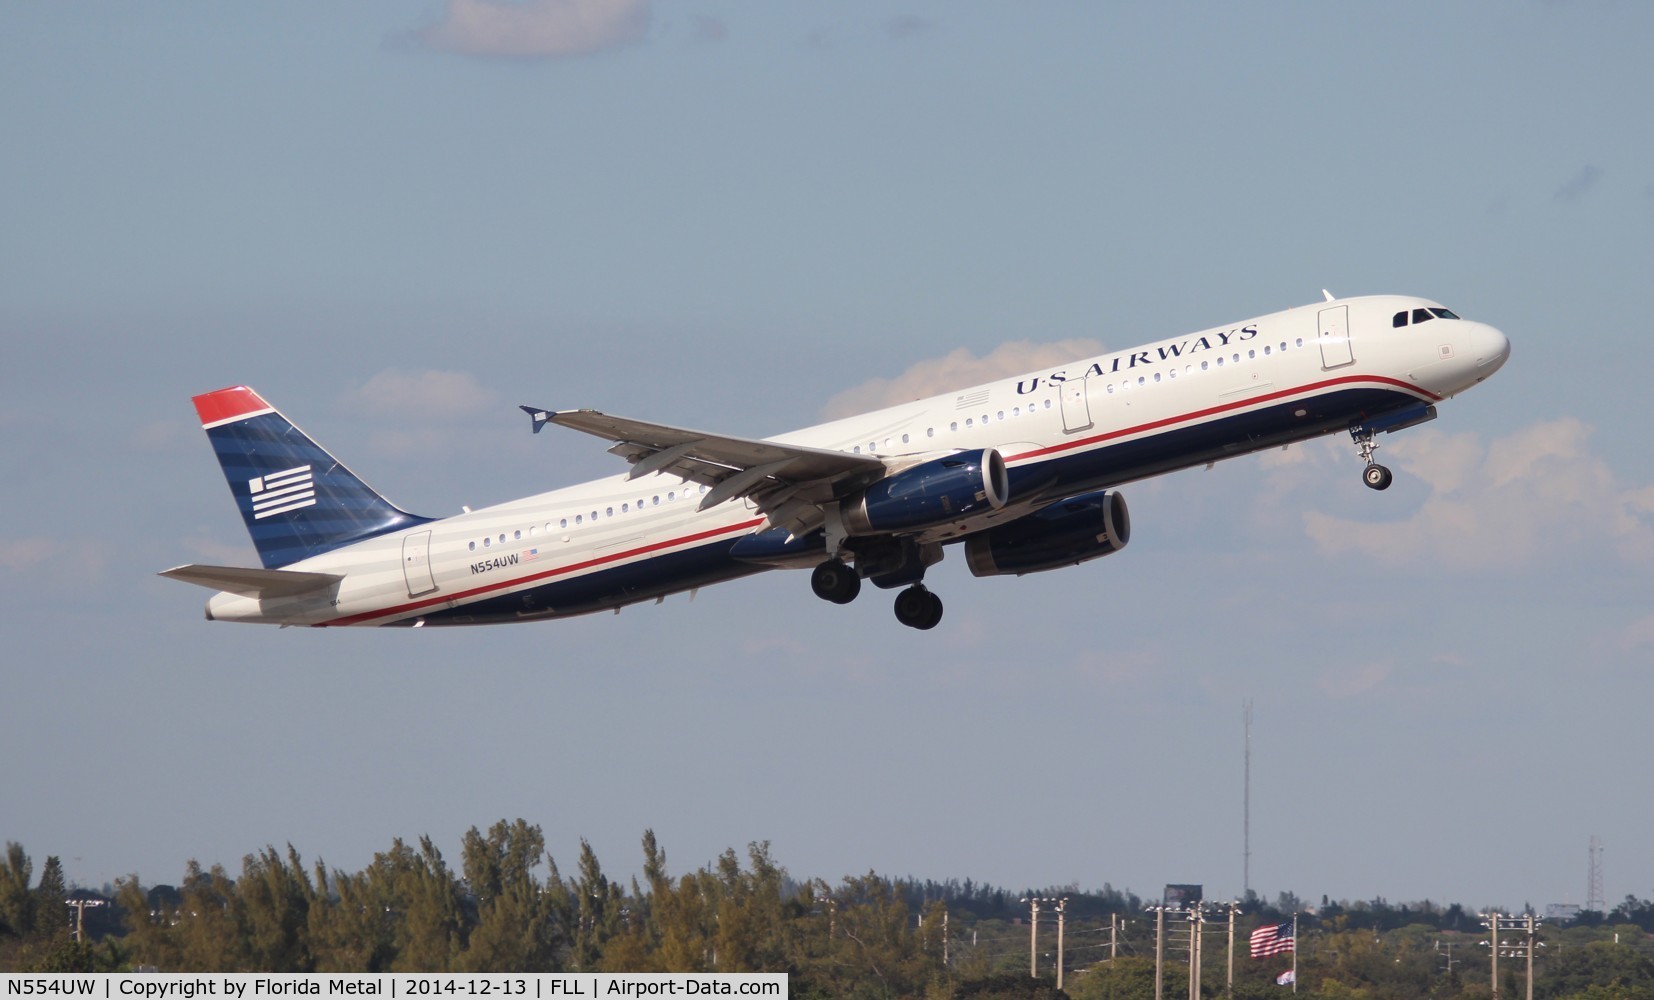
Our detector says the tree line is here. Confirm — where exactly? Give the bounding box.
[5,825,1654,1000]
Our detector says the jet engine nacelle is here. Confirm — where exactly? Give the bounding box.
[964,489,1131,577]
[843,449,1009,535]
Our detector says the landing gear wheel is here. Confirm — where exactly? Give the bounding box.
[1363,463,1393,491]
[893,585,943,630]
[810,560,861,605]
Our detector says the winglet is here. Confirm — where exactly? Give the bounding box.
[520,406,551,434]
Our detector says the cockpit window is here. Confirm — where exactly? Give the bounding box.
[1393,311,1407,328]
[1430,307,1460,320]
[1412,308,1434,325]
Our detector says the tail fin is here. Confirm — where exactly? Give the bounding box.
[192,386,431,569]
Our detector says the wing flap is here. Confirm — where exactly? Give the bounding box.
[159,564,344,599]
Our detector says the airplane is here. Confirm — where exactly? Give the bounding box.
[162,292,1509,630]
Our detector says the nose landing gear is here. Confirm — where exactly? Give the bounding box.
[1351,425,1393,491]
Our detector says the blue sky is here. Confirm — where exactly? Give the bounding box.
[3,1,1652,914]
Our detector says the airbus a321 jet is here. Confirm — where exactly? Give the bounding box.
[163,293,1509,630]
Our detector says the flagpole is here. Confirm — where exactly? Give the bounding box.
[1291,913,1298,994]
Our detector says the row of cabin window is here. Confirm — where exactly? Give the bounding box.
[851,398,1058,453]
[1105,338,1304,394]
[466,483,712,551]
[850,337,1307,453]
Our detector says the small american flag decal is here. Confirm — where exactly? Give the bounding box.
[249,465,316,519]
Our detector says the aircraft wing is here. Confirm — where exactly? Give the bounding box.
[521,407,887,535]
[158,564,344,599]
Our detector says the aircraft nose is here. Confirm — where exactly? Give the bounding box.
[1470,322,1510,376]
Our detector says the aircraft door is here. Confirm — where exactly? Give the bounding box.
[1318,305,1354,369]
[402,529,438,597]
[1060,377,1094,433]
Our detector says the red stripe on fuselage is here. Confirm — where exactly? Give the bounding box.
[1006,373,1438,464]
[321,515,769,626]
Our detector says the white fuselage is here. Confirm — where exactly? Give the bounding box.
[204,295,1508,627]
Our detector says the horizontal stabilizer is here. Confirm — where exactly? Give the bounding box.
[158,564,344,599]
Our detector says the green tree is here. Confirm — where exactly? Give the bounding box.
[458,820,563,972]
[361,837,468,972]
[33,857,67,943]
[0,843,36,940]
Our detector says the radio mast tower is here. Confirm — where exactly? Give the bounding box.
[1588,836,1605,913]
[1243,699,1253,898]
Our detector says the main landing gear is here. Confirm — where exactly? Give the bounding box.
[810,559,944,630]
[810,558,860,605]
[1351,425,1393,491]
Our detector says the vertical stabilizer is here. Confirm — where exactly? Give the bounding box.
[193,386,430,568]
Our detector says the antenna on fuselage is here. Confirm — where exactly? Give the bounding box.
[1322,288,1336,302]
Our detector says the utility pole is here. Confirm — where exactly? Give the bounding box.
[1225,901,1238,996]
[1188,904,1203,1000]
[1024,897,1041,979]
[1056,898,1069,992]
[1483,912,1543,1000]
[1155,907,1167,1000]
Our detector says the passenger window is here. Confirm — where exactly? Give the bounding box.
[950,421,958,431]
[468,541,476,551]
[605,507,613,517]
[560,518,568,529]
[514,530,521,540]
[484,537,491,547]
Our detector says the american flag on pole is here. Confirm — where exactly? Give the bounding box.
[1250,921,1295,957]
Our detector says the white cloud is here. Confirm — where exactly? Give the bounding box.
[1301,418,1654,570]
[419,0,650,59]
[1315,659,1392,699]
[820,338,1103,420]
[343,370,496,420]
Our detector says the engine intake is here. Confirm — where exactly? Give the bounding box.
[964,489,1130,577]
[843,449,1008,536]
